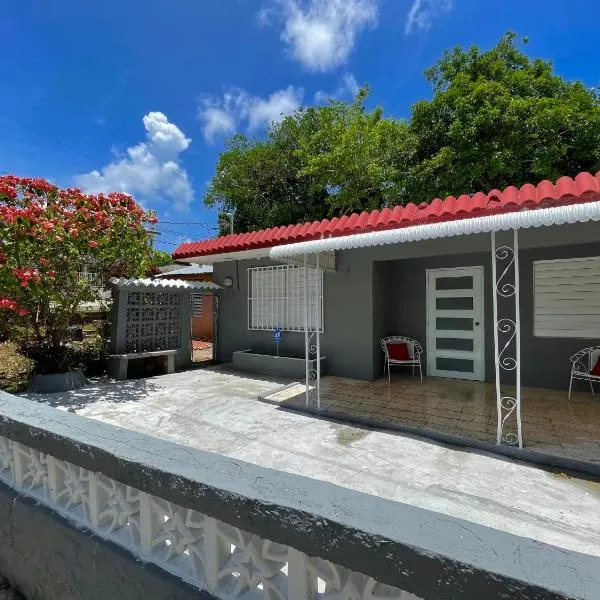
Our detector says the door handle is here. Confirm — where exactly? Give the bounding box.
[475,321,480,326]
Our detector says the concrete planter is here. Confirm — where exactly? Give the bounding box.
[29,369,87,394]
[233,350,327,379]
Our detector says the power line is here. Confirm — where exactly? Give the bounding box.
[0,74,83,119]
[160,221,215,226]
[157,227,217,237]
[0,111,94,161]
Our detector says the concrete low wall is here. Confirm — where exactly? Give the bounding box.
[233,349,327,379]
[0,390,596,600]
[0,483,212,600]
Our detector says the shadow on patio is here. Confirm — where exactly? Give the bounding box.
[262,375,600,467]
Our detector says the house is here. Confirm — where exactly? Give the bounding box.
[173,171,600,457]
[155,264,214,341]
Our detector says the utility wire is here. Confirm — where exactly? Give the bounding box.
[0,74,83,119]
[160,221,215,226]
[0,111,94,161]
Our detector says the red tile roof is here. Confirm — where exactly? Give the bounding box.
[173,171,600,260]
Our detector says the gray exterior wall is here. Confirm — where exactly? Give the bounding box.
[213,221,600,389]
[214,252,376,380]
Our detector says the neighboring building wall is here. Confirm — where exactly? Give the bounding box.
[191,294,214,340]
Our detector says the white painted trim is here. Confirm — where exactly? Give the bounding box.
[436,330,475,339]
[426,266,485,381]
[270,200,600,259]
[514,229,523,449]
[434,289,474,297]
[184,248,272,265]
[434,349,476,359]
[435,309,475,319]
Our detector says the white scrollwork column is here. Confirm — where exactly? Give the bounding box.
[491,230,523,448]
[304,254,321,409]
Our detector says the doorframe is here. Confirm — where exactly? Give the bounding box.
[425,266,485,381]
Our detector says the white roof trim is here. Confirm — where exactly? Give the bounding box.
[110,278,221,291]
[179,248,271,265]
[269,200,600,259]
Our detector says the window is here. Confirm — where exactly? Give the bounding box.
[534,257,600,338]
[191,293,203,318]
[248,265,323,332]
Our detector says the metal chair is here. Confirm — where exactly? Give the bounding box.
[381,336,424,382]
[568,346,600,399]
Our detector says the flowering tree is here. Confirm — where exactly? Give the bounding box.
[0,175,158,371]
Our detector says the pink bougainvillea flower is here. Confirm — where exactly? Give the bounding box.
[88,240,99,248]
[39,257,49,266]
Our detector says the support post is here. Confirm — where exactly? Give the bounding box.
[315,252,321,409]
[304,254,309,407]
[514,228,523,448]
[491,229,523,448]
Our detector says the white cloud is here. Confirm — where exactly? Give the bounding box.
[314,72,360,103]
[199,107,237,143]
[264,0,378,72]
[75,112,194,211]
[198,86,303,142]
[405,0,453,35]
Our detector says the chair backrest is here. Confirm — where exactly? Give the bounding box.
[381,336,423,359]
[570,346,600,372]
[590,348,600,371]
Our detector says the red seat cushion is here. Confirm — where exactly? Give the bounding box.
[387,342,410,361]
[590,358,600,376]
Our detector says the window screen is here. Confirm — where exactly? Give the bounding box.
[534,257,600,338]
[248,265,323,332]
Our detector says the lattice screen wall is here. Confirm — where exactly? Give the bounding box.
[125,291,181,353]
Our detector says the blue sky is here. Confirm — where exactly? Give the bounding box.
[2,0,599,252]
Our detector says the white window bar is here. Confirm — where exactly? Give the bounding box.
[247,265,323,332]
[316,251,321,408]
[304,255,310,407]
[491,229,523,448]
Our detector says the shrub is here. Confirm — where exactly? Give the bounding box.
[0,341,35,393]
[0,175,157,372]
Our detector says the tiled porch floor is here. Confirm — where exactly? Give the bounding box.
[267,375,600,465]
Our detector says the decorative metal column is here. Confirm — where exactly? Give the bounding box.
[303,254,321,408]
[491,230,523,447]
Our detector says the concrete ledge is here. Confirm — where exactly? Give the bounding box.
[0,390,595,600]
[233,349,327,379]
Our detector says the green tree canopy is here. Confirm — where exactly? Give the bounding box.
[206,32,600,234]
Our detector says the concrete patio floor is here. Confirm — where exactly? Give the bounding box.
[21,365,600,563]
[263,374,600,465]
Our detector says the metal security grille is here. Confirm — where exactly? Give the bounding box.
[125,291,181,352]
[248,265,323,332]
[191,293,203,318]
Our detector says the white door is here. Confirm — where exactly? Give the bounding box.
[426,266,485,381]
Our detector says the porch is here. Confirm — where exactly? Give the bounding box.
[263,374,600,466]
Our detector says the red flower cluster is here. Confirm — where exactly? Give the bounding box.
[0,298,28,316]
[13,267,41,287]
